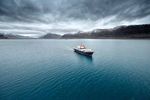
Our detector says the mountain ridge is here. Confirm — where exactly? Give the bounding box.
[61,24,150,39]
[0,24,150,39]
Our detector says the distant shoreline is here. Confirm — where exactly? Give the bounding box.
[0,38,150,41]
[1,24,150,40]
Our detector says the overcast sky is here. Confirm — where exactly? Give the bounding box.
[0,0,149,36]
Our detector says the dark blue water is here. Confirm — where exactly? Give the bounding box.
[0,39,150,100]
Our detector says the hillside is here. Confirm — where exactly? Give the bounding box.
[1,24,150,39]
[0,34,33,39]
[40,33,61,39]
[0,34,8,39]
[62,24,150,39]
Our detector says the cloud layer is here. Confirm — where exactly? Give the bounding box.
[0,0,149,35]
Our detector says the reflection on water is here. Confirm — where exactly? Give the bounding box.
[74,52,93,63]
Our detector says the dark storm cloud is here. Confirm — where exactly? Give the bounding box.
[0,0,149,35]
[0,0,149,21]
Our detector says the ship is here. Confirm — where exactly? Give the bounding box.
[74,44,94,56]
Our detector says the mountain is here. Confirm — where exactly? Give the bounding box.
[40,33,61,39]
[62,24,150,39]
[0,33,33,39]
[1,24,150,39]
[0,34,8,39]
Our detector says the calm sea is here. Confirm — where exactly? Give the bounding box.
[0,39,150,100]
